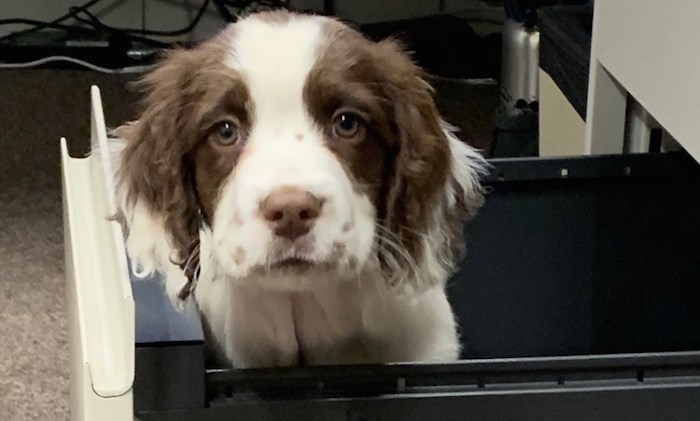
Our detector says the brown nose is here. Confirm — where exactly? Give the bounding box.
[260,189,322,241]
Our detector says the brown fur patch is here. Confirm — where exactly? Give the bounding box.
[304,22,454,288]
[117,29,253,298]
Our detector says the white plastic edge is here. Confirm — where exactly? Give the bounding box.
[62,85,135,398]
[90,85,119,216]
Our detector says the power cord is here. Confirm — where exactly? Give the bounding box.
[0,0,214,71]
[0,0,213,46]
[0,0,292,72]
[0,55,151,73]
[0,16,169,49]
[0,0,293,45]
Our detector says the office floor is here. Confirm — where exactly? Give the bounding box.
[0,164,67,420]
[0,68,497,420]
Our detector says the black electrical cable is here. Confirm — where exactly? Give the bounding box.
[0,0,294,54]
[0,18,97,38]
[0,0,104,44]
[68,0,213,37]
[0,0,212,47]
[212,0,239,22]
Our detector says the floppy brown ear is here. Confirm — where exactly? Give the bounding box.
[376,40,487,293]
[117,48,204,283]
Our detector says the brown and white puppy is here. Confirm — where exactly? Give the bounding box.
[111,10,487,368]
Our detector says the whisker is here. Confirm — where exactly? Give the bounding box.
[183,243,200,270]
[385,223,430,240]
[372,224,421,288]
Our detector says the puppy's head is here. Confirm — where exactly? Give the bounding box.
[117,11,486,296]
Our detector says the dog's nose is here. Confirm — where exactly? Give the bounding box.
[260,189,322,241]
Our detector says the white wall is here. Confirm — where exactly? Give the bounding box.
[1,0,494,42]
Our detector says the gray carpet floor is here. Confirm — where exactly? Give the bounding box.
[0,170,67,420]
[0,67,496,420]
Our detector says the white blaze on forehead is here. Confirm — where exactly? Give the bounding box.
[210,13,377,282]
[223,15,325,140]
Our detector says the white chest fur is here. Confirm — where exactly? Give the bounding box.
[194,270,461,368]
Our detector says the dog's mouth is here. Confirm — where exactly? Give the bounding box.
[270,257,315,271]
[249,256,321,275]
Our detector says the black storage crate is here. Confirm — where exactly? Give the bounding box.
[134,152,700,421]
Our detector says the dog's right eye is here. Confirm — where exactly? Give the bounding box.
[332,112,363,139]
[214,120,240,146]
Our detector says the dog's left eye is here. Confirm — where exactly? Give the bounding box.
[214,120,240,146]
[332,112,363,139]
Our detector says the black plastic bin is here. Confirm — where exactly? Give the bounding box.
[134,151,700,421]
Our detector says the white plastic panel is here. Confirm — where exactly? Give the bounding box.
[63,86,134,420]
[586,0,700,163]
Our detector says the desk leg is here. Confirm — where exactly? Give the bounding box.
[584,58,627,155]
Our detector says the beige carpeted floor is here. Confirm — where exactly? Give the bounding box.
[0,67,496,420]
